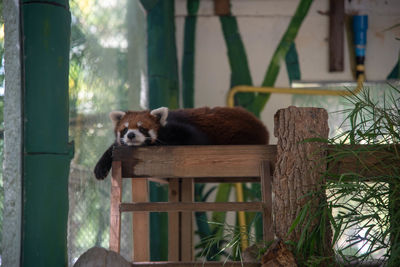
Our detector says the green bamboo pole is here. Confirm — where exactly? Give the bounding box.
[141,0,180,110]
[21,0,73,266]
[182,0,199,108]
[140,0,179,260]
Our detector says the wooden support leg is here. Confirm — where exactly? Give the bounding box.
[110,161,122,253]
[168,178,180,261]
[260,161,274,242]
[132,178,149,261]
[180,178,193,261]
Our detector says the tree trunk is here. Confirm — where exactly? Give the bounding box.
[273,106,331,244]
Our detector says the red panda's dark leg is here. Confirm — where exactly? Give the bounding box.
[94,143,115,180]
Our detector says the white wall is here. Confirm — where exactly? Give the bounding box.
[175,0,400,143]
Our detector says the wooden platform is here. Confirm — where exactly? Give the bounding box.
[113,145,277,179]
[109,145,275,265]
[131,262,261,267]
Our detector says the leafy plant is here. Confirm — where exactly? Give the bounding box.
[197,220,269,263]
[292,85,400,266]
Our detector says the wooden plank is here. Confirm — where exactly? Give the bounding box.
[131,261,260,267]
[132,178,149,261]
[115,144,395,180]
[194,177,260,183]
[326,145,398,179]
[109,161,122,253]
[113,145,277,178]
[120,202,264,212]
[180,179,193,261]
[329,0,344,71]
[168,179,180,261]
[260,161,274,242]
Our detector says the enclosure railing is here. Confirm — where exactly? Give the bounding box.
[108,106,395,266]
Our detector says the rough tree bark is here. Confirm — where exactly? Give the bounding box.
[273,106,332,247]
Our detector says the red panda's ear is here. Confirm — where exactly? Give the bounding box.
[150,107,168,126]
[109,111,126,127]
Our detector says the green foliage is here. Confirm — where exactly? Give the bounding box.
[69,0,130,115]
[198,222,244,262]
[197,220,266,262]
[292,85,400,266]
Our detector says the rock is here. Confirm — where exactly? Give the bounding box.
[73,247,131,267]
[242,243,264,262]
[261,239,297,267]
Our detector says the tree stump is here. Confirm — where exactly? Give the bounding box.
[273,106,331,244]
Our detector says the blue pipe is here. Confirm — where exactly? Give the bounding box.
[353,15,368,78]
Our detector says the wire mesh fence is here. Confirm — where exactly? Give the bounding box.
[68,117,134,265]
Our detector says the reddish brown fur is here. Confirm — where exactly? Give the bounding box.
[116,107,269,145]
[172,107,269,145]
[95,107,268,180]
[114,111,160,134]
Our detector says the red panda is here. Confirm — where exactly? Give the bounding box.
[94,106,269,179]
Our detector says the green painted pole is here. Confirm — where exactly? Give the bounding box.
[21,0,73,266]
[141,0,180,110]
[182,0,199,108]
[140,0,179,260]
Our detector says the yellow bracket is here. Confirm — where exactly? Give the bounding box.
[229,72,365,251]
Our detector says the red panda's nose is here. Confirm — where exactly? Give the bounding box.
[127,132,135,140]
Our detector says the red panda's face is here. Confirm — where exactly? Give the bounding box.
[109,107,168,146]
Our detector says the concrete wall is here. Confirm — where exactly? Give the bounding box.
[175,0,400,143]
[2,0,22,266]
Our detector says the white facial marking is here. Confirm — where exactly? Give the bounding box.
[150,107,168,126]
[122,129,146,146]
[124,122,129,128]
[116,132,121,145]
[149,129,157,143]
[137,121,143,127]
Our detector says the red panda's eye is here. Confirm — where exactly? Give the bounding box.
[120,127,128,136]
[138,126,147,134]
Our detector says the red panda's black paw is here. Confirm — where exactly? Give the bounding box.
[94,164,110,180]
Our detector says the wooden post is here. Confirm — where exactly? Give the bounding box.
[132,179,149,261]
[273,106,331,243]
[260,161,274,242]
[110,161,122,253]
[180,179,194,261]
[168,179,180,261]
[329,0,344,72]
